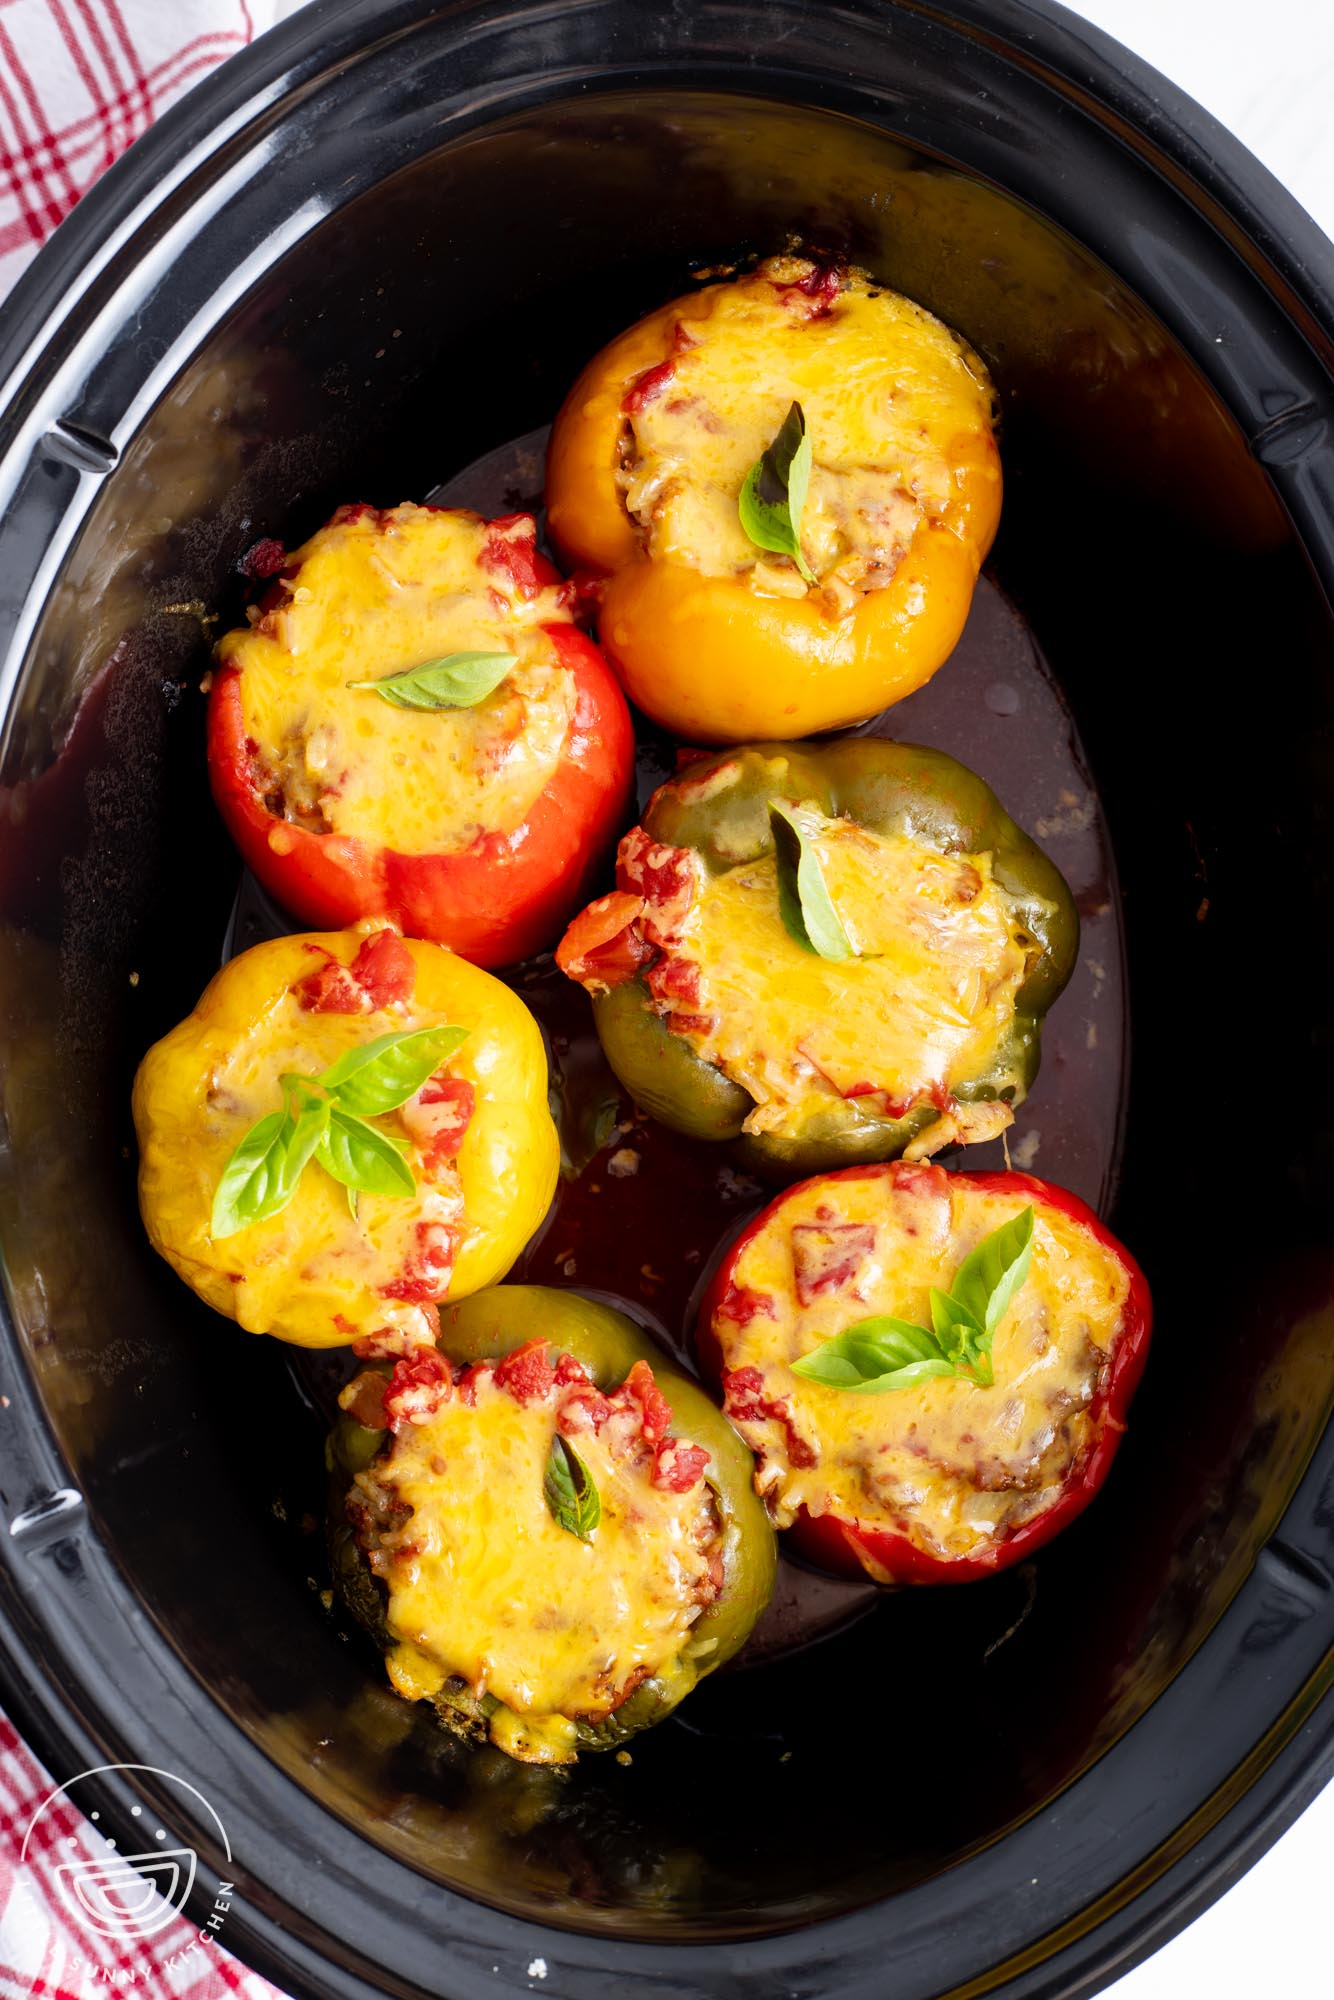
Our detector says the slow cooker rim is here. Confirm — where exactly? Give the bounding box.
[2,0,1334,426]
[0,3,1331,1997]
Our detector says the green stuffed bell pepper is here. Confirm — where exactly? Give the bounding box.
[556,739,1077,1177]
[329,1286,777,1766]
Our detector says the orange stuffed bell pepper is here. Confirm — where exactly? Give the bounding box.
[546,255,1000,742]
[208,504,633,968]
[132,926,558,1349]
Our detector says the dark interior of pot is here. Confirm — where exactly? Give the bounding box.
[2,89,1332,1941]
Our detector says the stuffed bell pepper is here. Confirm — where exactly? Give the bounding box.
[208,503,634,967]
[330,1286,777,1763]
[557,740,1077,1177]
[132,927,557,1348]
[546,254,1000,741]
[698,1161,1151,1583]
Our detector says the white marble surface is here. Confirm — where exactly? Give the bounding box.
[1068,0,1334,242]
[1060,19,1333,2000]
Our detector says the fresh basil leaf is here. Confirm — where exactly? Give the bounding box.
[210,1089,331,1240]
[346,652,517,711]
[862,1357,963,1393]
[929,1286,983,1361]
[211,1109,290,1240]
[948,1206,1036,1337]
[790,1209,1036,1398]
[844,1318,946,1373]
[738,401,816,583]
[769,801,856,962]
[285,1086,334,1177]
[319,1024,469,1118]
[967,1349,996,1389]
[543,1434,601,1541]
[316,1105,416,1202]
[793,1316,956,1393]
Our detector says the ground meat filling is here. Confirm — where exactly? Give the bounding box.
[711,1166,1131,1562]
[344,1341,723,1758]
[613,255,995,609]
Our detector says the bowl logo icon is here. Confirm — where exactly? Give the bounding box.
[22,1763,232,1948]
[54,1844,198,1939]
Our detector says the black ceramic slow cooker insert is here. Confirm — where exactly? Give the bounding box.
[0,3,1331,1997]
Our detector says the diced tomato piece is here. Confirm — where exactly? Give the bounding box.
[556,891,652,990]
[622,321,697,413]
[892,1161,952,1201]
[777,263,842,316]
[646,955,701,1007]
[350,929,416,1007]
[455,1361,489,1407]
[722,1366,817,1470]
[557,1385,614,1436]
[383,1349,453,1431]
[238,535,288,579]
[479,513,545,599]
[401,1075,475,1176]
[352,1325,418,1360]
[293,933,416,1013]
[622,358,677,415]
[554,1351,591,1388]
[493,1336,557,1405]
[790,1222,877,1306]
[379,1221,459,1303]
[615,827,698,943]
[663,1011,715,1038]
[715,1282,777,1328]
[651,1438,710,1493]
[722,1365,766,1415]
[292,944,367,1014]
[619,1359,674,1443]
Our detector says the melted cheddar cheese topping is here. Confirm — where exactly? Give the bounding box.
[718,1172,1130,1559]
[221,505,575,856]
[620,257,995,599]
[659,810,1030,1141]
[365,1374,717,1740]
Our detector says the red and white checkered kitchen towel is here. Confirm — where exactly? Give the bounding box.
[0,0,293,300]
[1,7,303,1984]
[0,1716,286,1997]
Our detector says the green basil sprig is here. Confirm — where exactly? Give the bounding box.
[769,801,857,962]
[792,1207,1036,1394]
[210,1022,468,1240]
[210,1087,330,1241]
[543,1434,601,1542]
[347,652,516,711]
[316,1103,415,1203]
[738,400,816,583]
[318,1024,467,1117]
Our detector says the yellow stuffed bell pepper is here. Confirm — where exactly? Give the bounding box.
[132,926,557,1348]
[546,254,1000,742]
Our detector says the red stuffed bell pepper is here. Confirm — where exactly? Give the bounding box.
[208,503,634,968]
[698,1161,1151,1584]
